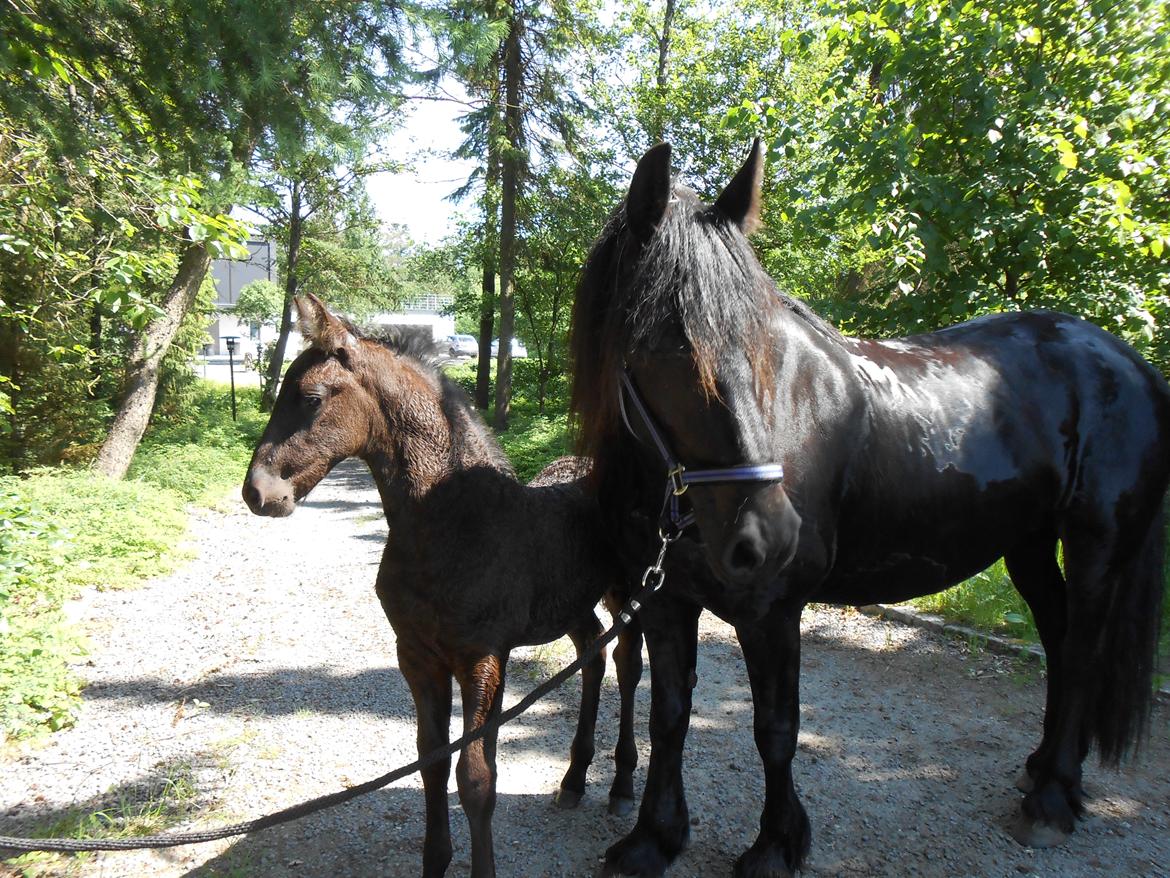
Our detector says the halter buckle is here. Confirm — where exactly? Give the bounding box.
[668,465,688,496]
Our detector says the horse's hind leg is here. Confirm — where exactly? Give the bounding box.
[455,653,508,878]
[555,614,606,808]
[1003,535,1067,793]
[608,608,643,817]
[1011,506,1165,848]
[399,648,455,878]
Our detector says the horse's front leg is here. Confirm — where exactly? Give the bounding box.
[608,609,644,816]
[398,647,455,878]
[455,653,508,878]
[733,605,810,878]
[604,596,700,877]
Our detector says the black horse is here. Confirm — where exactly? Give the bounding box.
[570,141,1170,877]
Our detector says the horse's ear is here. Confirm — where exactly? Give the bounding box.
[296,293,355,355]
[626,143,673,242]
[714,138,763,234]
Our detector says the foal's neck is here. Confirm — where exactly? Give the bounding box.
[359,351,512,511]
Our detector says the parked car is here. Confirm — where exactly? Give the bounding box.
[490,338,528,358]
[446,334,479,358]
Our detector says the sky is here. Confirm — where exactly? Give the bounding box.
[365,94,478,245]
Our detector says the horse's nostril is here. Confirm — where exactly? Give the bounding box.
[726,537,766,576]
[242,481,261,508]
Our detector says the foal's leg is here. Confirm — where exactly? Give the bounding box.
[555,613,606,808]
[733,604,810,878]
[604,597,700,877]
[455,653,508,878]
[399,649,455,878]
[1003,536,1067,793]
[608,611,644,817]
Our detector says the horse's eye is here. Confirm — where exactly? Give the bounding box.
[304,395,323,409]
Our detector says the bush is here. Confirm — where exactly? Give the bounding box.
[2,470,191,595]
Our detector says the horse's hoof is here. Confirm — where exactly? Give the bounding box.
[608,795,635,817]
[734,850,793,878]
[602,825,682,877]
[1008,812,1071,848]
[554,787,583,809]
[733,834,803,878]
[1016,768,1035,793]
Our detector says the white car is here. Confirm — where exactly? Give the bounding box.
[446,334,478,358]
[490,338,528,358]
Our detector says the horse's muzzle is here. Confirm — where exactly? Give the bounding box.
[242,467,296,517]
[701,486,801,590]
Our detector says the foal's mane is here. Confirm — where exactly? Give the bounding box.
[569,183,836,465]
[353,324,514,475]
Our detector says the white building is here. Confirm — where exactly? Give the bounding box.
[206,239,303,360]
[364,291,455,342]
[209,242,453,359]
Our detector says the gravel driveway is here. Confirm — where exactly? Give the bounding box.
[3,459,1168,877]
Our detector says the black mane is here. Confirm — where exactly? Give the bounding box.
[570,182,837,462]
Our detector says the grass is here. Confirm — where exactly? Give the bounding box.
[1,380,267,742]
[443,358,574,482]
[904,560,1039,643]
[5,755,214,877]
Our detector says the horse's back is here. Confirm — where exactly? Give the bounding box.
[825,310,1170,603]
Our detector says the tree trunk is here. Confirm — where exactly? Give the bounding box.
[492,6,523,431]
[475,80,502,411]
[648,0,676,144]
[93,239,211,479]
[262,182,304,411]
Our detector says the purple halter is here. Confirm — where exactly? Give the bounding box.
[618,370,786,533]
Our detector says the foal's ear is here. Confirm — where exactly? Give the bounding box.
[295,293,355,356]
[626,143,673,242]
[714,138,763,234]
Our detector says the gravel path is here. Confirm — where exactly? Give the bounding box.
[3,459,1168,877]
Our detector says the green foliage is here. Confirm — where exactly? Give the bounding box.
[0,468,190,741]
[232,279,285,326]
[0,123,248,471]
[131,384,267,503]
[0,379,266,740]
[444,358,572,481]
[0,491,83,739]
[4,471,191,595]
[787,0,1170,363]
[498,413,573,482]
[907,561,1038,641]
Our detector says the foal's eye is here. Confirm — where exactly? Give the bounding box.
[303,395,323,409]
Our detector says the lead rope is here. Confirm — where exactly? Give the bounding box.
[0,531,678,855]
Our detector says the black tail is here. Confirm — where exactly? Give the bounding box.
[1092,504,1165,765]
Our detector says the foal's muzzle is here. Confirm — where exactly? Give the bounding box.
[242,466,296,517]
